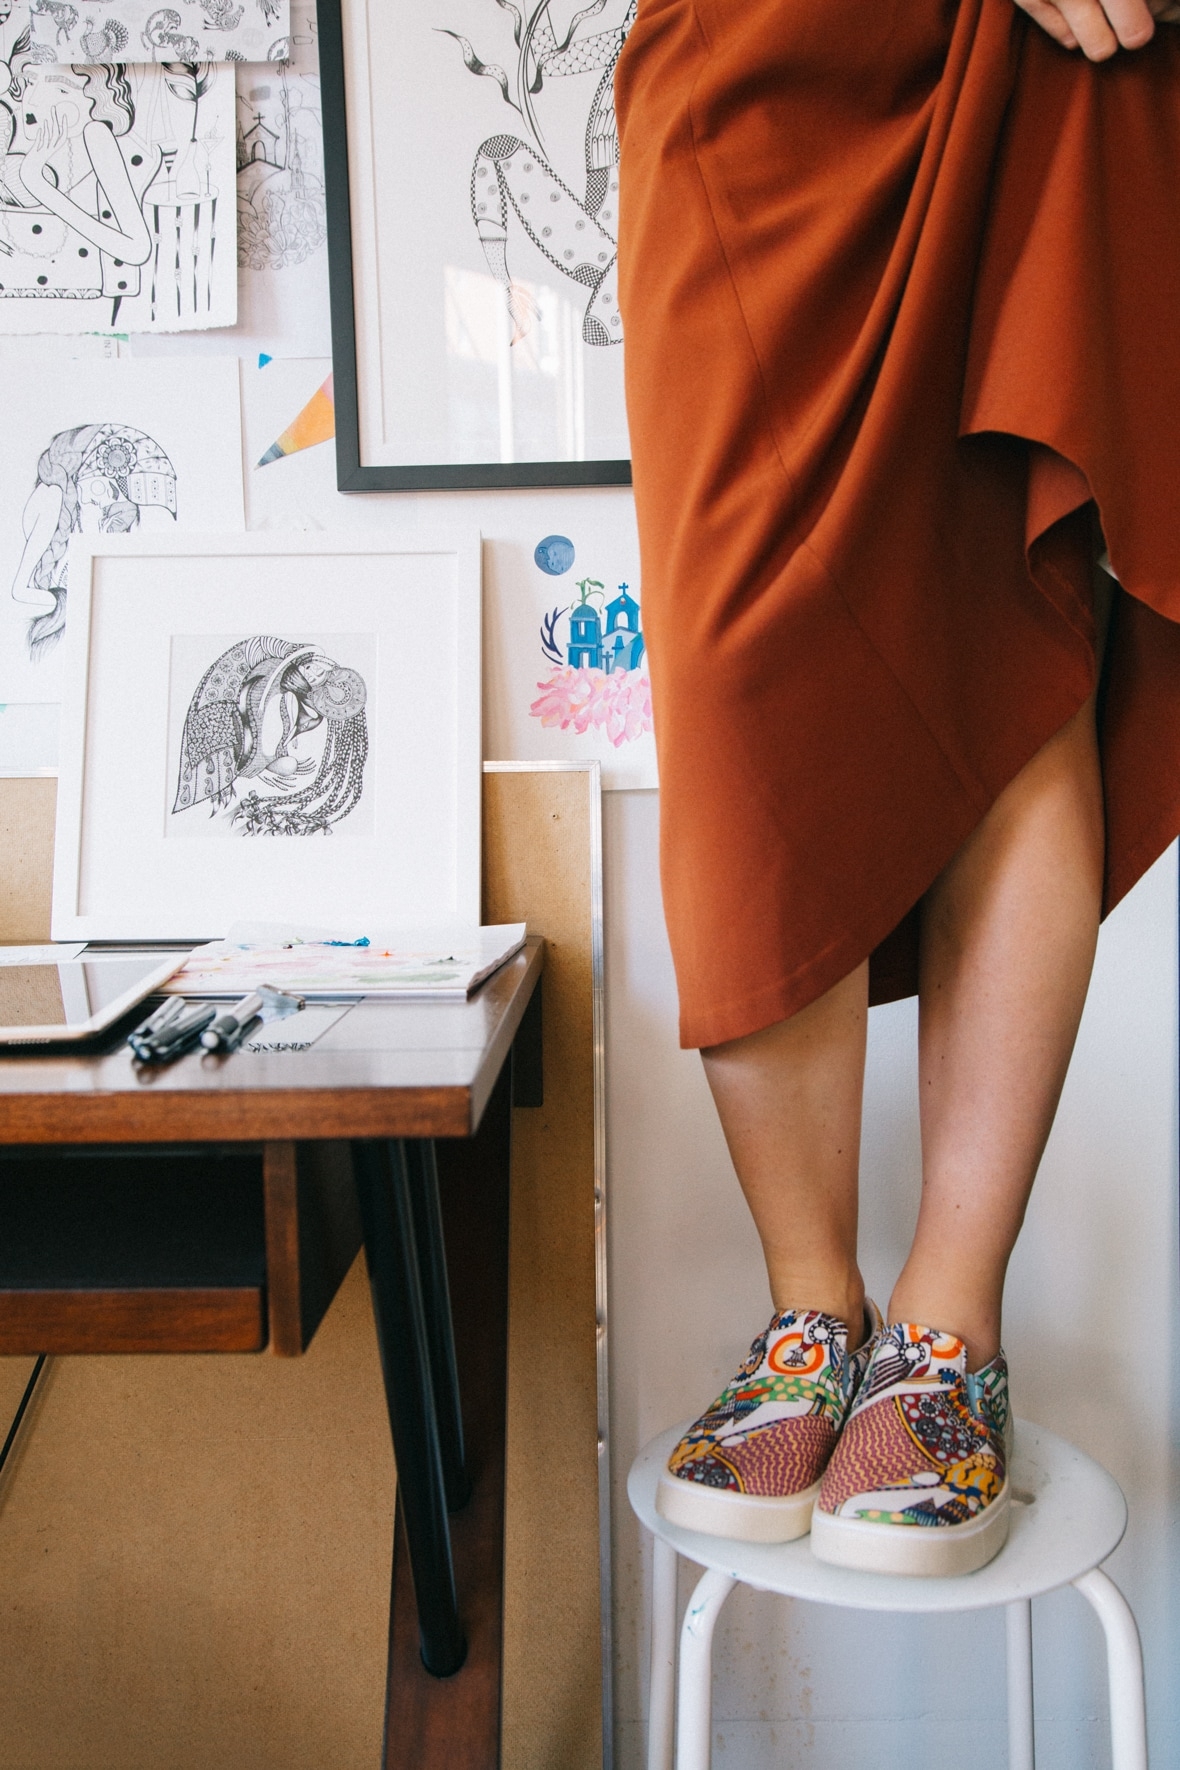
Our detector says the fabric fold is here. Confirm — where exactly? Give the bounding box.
[616,0,1180,1047]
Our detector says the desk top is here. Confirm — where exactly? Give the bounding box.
[0,938,542,1145]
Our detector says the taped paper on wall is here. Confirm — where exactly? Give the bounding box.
[0,48,238,332]
[26,0,290,66]
[0,355,245,704]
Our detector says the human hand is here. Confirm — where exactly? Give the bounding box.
[21,109,69,185]
[1013,0,1179,58]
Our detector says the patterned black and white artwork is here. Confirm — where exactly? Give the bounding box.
[236,0,323,273]
[167,631,374,838]
[0,35,237,331]
[16,421,176,663]
[0,354,243,705]
[25,0,289,65]
[336,0,633,471]
[440,0,634,354]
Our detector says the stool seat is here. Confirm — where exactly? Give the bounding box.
[630,1418,1147,1770]
[629,1417,1126,1612]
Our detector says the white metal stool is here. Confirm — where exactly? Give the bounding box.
[629,1420,1147,1770]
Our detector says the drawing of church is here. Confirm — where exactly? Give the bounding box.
[568,602,603,668]
[237,108,283,171]
[566,585,645,673]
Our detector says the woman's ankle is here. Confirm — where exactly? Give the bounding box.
[766,1267,867,1348]
[886,1288,1000,1370]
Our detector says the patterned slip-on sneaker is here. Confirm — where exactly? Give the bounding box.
[810,1324,1011,1577]
[656,1300,884,1544]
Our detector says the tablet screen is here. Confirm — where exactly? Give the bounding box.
[0,954,184,1037]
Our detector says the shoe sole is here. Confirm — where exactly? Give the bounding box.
[656,1471,821,1543]
[809,1481,1010,1576]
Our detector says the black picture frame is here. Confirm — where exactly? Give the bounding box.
[318,0,633,494]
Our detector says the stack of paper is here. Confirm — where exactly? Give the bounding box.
[164,923,528,1002]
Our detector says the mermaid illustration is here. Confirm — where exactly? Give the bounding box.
[172,635,369,837]
[11,422,176,659]
[442,0,635,346]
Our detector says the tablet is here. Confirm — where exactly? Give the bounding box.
[0,948,187,1045]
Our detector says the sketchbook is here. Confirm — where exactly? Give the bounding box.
[163,922,529,1000]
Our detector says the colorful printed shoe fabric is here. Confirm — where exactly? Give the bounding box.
[810,1324,1011,1577]
[656,1302,882,1543]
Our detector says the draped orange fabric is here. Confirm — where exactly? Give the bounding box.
[614,0,1180,1048]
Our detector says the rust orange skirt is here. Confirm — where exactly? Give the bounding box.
[614,0,1180,1048]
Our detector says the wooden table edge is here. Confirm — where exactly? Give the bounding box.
[0,942,543,1147]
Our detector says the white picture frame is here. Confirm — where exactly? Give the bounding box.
[52,530,482,941]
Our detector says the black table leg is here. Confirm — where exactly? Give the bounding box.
[352,1138,466,1678]
[403,1140,471,1513]
[383,1062,515,1767]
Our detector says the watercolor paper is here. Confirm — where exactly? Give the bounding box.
[165,922,527,997]
[482,493,656,788]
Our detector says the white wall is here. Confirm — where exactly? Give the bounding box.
[605,790,1179,1770]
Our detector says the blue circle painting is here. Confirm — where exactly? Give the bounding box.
[535,534,575,576]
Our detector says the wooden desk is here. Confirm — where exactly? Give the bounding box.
[0,937,544,1769]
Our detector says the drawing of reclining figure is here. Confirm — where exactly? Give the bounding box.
[463,1,635,346]
[0,46,155,319]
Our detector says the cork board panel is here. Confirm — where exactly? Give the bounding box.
[0,1259,392,1770]
[0,775,396,1764]
[0,966,64,1027]
[483,766,603,1770]
[0,767,603,1767]
[0,778,54,943]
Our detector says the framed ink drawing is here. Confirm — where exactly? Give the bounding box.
[52,531,482,940]
[319,0,634,491]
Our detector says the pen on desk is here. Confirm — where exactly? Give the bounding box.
[200,991,264,1052]
[216,1013,263,1055]
[131,995,185,1037]
[127,993,187,1060]
[150,1002,217,1055]
[130,1002,216,1063]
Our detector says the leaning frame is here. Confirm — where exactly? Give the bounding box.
[53,530,483,941]
[318,0,633,493]
[483,759,611,1766]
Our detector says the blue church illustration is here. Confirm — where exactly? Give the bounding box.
[567,601,604,669]
[565,584,645,673]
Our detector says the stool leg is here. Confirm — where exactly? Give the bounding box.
[648,1535,678,1770]
[1006,1600,1035,1770]
[1072,1568,1148,1770]
[677,1566,735,1770]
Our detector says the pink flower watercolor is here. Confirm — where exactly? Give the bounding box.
[529,664,653,747]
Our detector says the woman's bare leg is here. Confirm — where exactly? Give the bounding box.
[702,697,1103,1364]
[701,962,869,1342]
[888,696,1105,1368]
